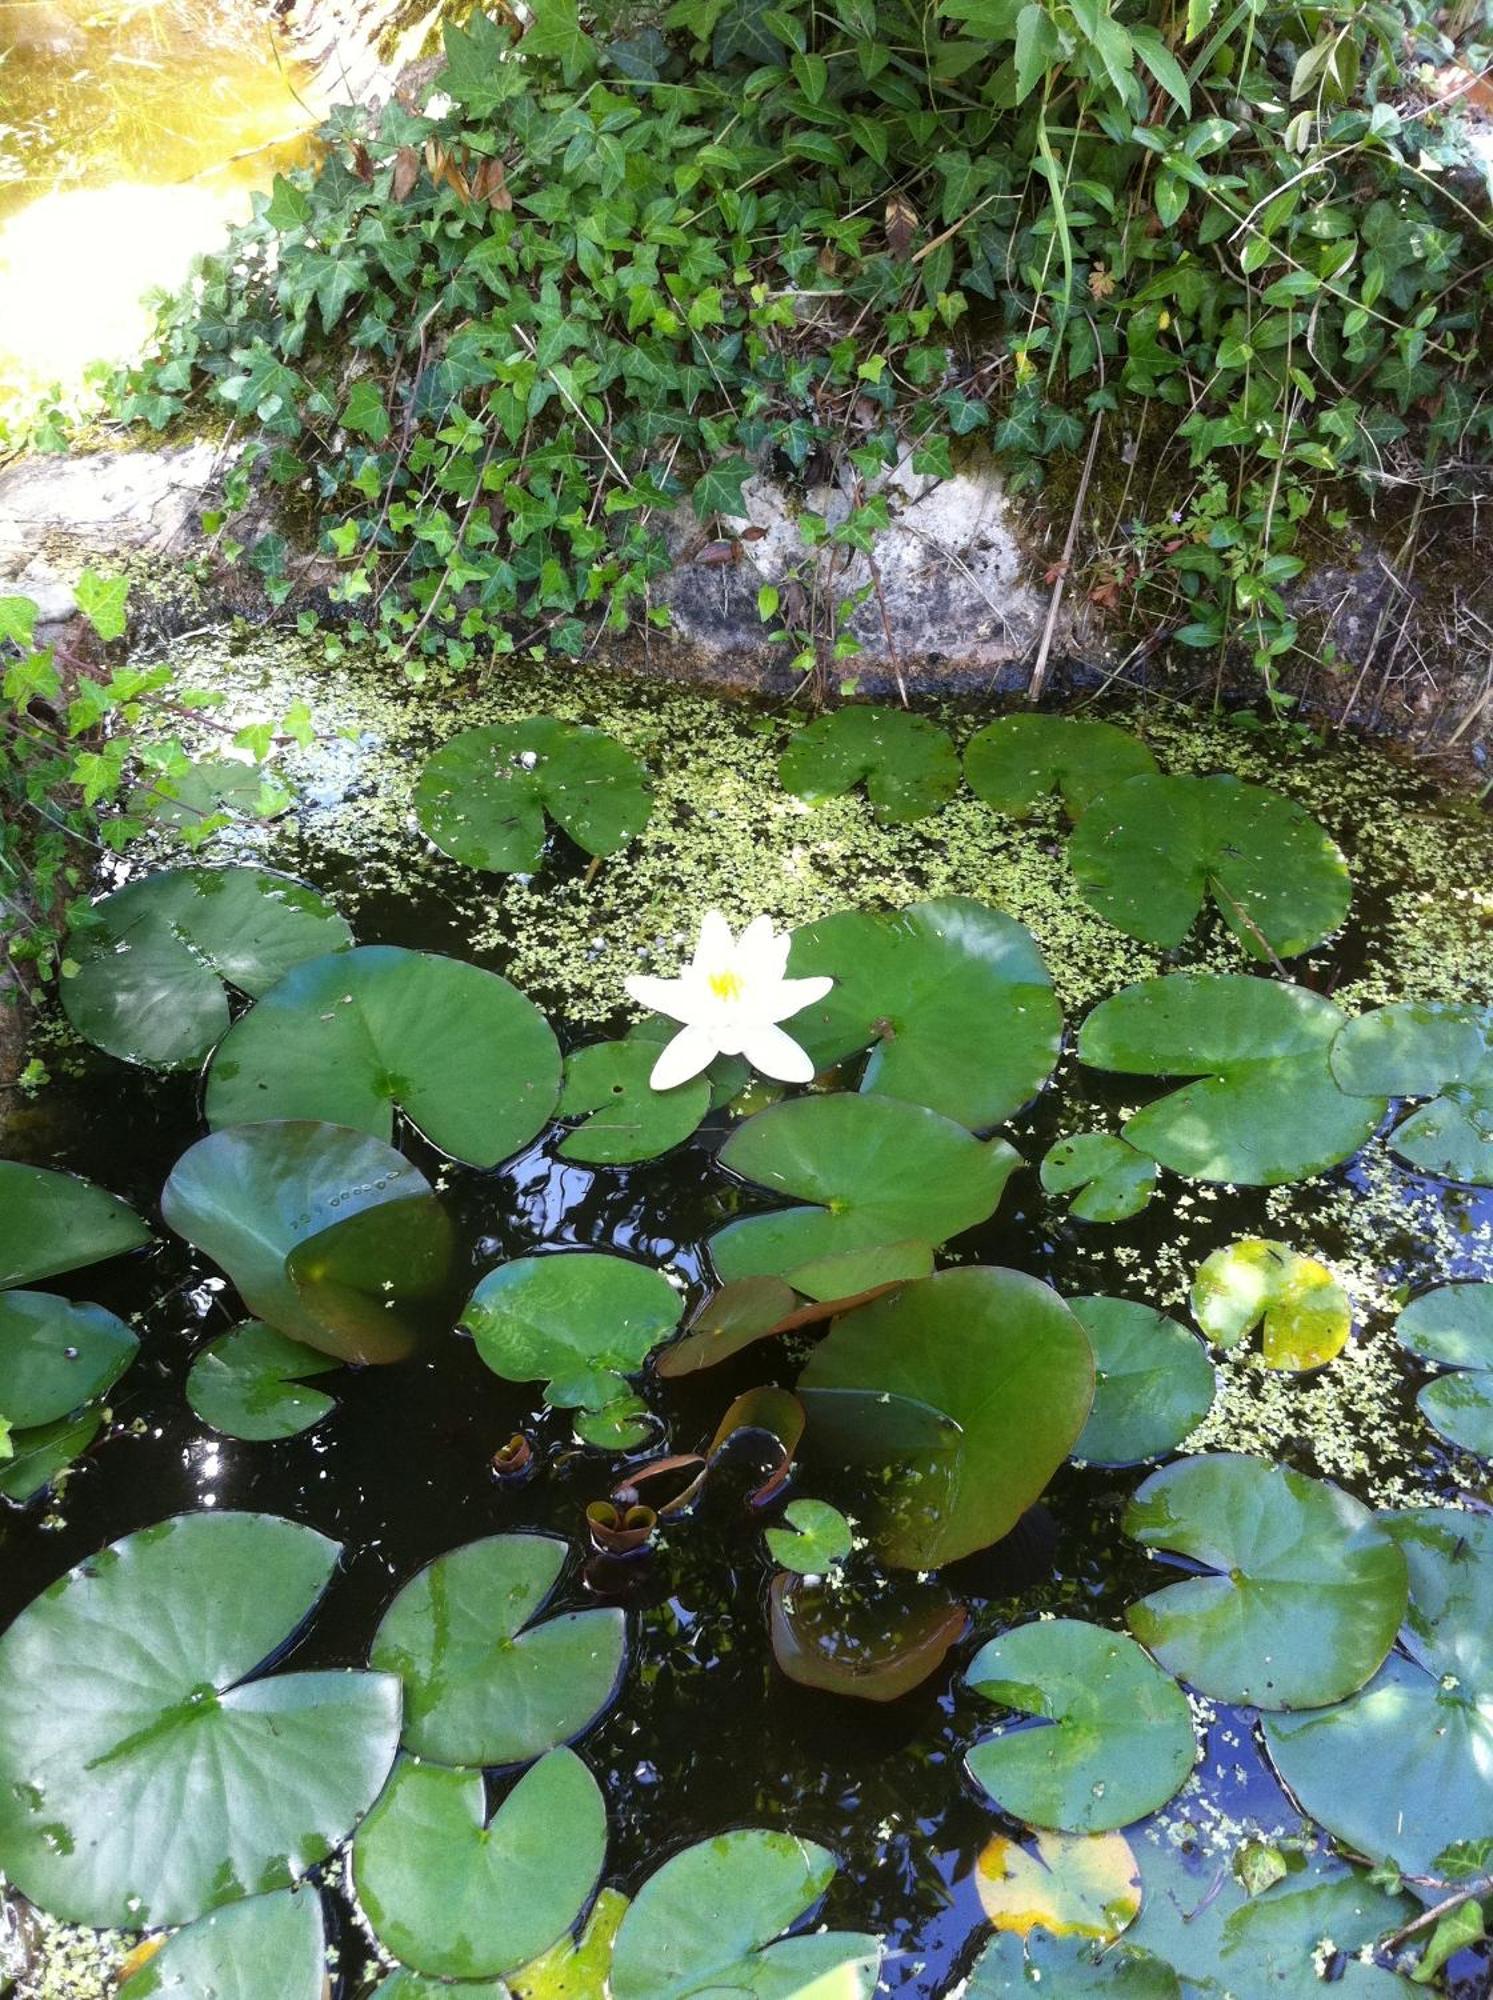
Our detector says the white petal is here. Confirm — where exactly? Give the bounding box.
[764,974,835,1022]
[740,1023,817,1083]
[737,913,791,983]
[625,974,692,1022]
[692,910,735,973]
[649,1024,720,1090]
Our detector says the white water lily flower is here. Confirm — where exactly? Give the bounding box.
[626,910,833,1091]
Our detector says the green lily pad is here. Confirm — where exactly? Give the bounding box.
[799,1267,1094,1568]
[369,1534,625,1767]
[1264,1509,1493,1876]
[1393,1284,1493,1456]
[966,1619,1196,1833]
[373,1976,508,2000]
[768,1571,967,1702]
[0,1407,104,1505]
[352,1750,607,1982]
[1069,1297,1215,1466]
[129,758,293,832]
[461,1252,679,1439]
[162,1121,449,1363]
[1418,1371,1493,1455]
[1191,1239,1351,1371]
[1332,1002,1493,1182]
[204,945,561,1167]
[62,866,351,1069]
[1067,774,1351,959]
[0,1163,151,1289]
[557,1039,710,1164]
[784,898,1061,1131]
[655,1255,927,1379]
[185,1322,339,1441]
[710,1095,1019,1296]
[0,1511,401,1928]
[0,1292,137,1428]
[777,704,959,823]
[414,718,652,871]
[964,715,1157,818]
[765,1498,853,1574]
[609,1828,878,2000]
[1125,1453,1407,1708]
[118,1889,324,1999]
[966,1931,1180,1997]
[1078,974,1384,1185]
[1041,1134,1158,1222]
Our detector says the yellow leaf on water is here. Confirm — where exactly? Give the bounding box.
[1191,1238,1350,1372]
[510,1886,630,1999]
[116,1936,165,1981]
[975,1828,1141,1943]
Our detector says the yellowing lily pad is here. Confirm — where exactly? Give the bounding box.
[975,1829,1142,1943]
[1190,1239,1350,1371]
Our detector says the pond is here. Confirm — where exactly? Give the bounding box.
[3,635,1493,1997]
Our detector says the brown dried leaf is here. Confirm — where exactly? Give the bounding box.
[392,146,421,202]
[885,192,919,260]
[770,1572,969,1701]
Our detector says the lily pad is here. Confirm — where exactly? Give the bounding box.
[1331,1002,1493,1182]
[964,714,1157,818]
[369,1534,625,1767]
[0,1292,138,1428]
[352,1750,607,1982]
[186,1322,339,1441]
[0,1407,104,1505]
[777,704,959,822]
[510,1887,629,2000]
[1067,774,1351,959]
[710,1095,1019,1296]
[1191,1239,1351,1371]
[1393,1287,1493,1456]
[965,1618,1196,1833]
[0,1163,150,1289]
[1069,1297,1215,1466]
[461,1252,679,1441]
[117,1889,324,2000]
[1418,1372,1493,1455]
[1041,1133,1158,1222]
[784,898,1061,1131]
[655,1258,925,1378]
[1264,1509,1493,1876]
[130,758,293,833]
[1078,974,1384,1185]
[163,1122,450,1363]
[609,1828,879,2000]
[975,1829,1141,1942]
[205,945,561,1167]
[765,1498,854,1574]
[62,866,351,1069]
[557,1039,710,1164]
[414,718,652,871]
[966,1931,1181,1996]
[798,1267,1094,1568]
[0,1511,401,1928]
[769,1571,968,1701]
[1125,1453,1407,1707]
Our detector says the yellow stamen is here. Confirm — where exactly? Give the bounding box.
[708,968,745,1002]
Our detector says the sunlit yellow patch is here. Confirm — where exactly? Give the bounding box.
[976,1828,1141,1941]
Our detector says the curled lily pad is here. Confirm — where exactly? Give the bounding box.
[186,1322,339,1441]
[353,1750,607,1982]
[461,1252,679,1443]
[655,1260,924,1379]
[0,1292,137,1428]
[0,1163,150,1289]
[609,1828,879,2000]
[1041,1133,1158,1223]
[1079,974,1384,1185]
[966,1931,1180,1997]
[62,866,351,1069]
[1397,1283,1493,1456]
[1264,1509,1493,1876]
[1125,1453,1407,1707]
[769,1571,968,1702]
[0,1511,401,1928]
[1070,1297,1215,1467]
[777,704,959,823]
[1067,773,1351,959]
[1191,1239,1351,1371]
[975,1829,1141,1943]
[964,714,1157,818]
[557,1039,709,1164]
[965,1618,1196,1833]
[710,1094,1019,1296]
[205,945,561,1167]
[162,1122,450,1364]
[0,1407,104,1505]
[414,718,652,871]
[369,1534,625,1767]
[765,1498,853,1574]
[799,1267,1093,1568]
[785,898,1061,1131]
[117,1889,324,1999]
[1333,1002,1493,1184]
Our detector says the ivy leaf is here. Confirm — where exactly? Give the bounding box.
[264,174,311,231]
[692,455,755,519]
[524,0,598,78]
[439,11,517,114]
[1413,1899,1485,1984]
[342,380,391,443]
[74,570,129,645]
